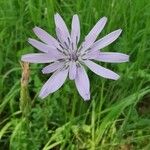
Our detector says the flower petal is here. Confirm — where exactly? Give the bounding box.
[84,60,120,80]
[42,62,65,74]
[33,26,62,49]
[82,50,100,59]
[28,38,65,58]
[39,68,68,99]
[71,14,80,50]
[80,17,107,53]
[91,29,122,51]
[75,65,90,100]
[69,61,77,80]
[21,53,55,63]
[84,51,129,63]
[91,52,129,63]
[28,38,56,52]
[55,27,69,50]
[54,13,70,45]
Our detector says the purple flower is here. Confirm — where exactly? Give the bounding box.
[21,13,129,100]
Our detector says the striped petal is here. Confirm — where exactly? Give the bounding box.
[80,17,107,53]
[91,29,122,51]
[54,13,70,45]
[28,38,65,58]
[84,60,120,80]
[42,62,65,74]
[21,53,55,63]
[56,27,69,50]
[71,14,80,50]
[33,26,62,49]
[91,52,129,63]
[75,65,90,100]
[82,50,100,59]
[69,61,77,80]
[28,38,55,52]
[39,69,68,99]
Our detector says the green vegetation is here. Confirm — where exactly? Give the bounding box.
[0,0,150,149]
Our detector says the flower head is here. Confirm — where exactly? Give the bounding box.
[21,13,129,100]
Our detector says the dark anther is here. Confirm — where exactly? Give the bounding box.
[64,42,69,49]
[67,37,71,44]
[71,43,74,50]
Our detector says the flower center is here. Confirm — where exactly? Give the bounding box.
[69,52,78,61]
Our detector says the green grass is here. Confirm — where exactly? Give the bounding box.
[0,0,150,149]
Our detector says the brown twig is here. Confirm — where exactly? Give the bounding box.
[20,61,31,117]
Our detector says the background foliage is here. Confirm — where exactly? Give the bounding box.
[0,0,150,149]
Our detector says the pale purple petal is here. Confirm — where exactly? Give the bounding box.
[28,38,56,53]
[55,27,69,50]
[21,53,55,63]
[84,51,129,63]
[91,29,122,51]
[75,65,90,100]
[82,50,100,59]
[71,14,80,50]
[91,52,129,63]
[54,13,70,45]
[69,61,77,80]
[33,26,62,49]
[28,38,65,59]
[39,69,68,99]
[42,62,65,74]
[84,60,120,80]
[80,17,107,53]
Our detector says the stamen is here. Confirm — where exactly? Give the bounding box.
[56,48,63,52]
[59,43,64,49]
[57,38,60,43]
[71,42,74,50]
[67,37,71,44]
[64,42,69,49]
[85,48,91,53]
